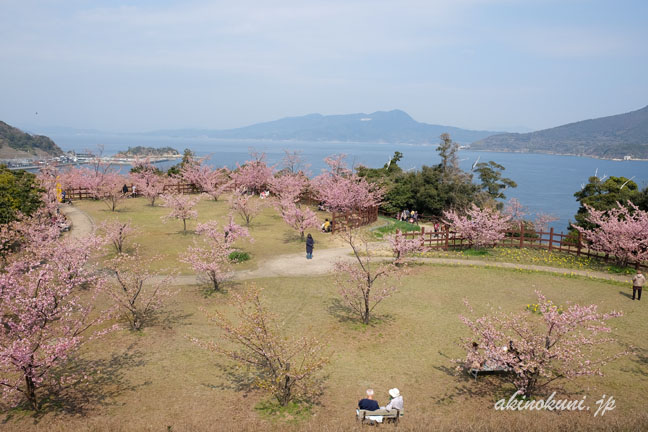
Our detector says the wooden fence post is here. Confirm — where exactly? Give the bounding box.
[576,230,582,256]
[519,222,524,248]
[444,226,449,250]
[548,227,554,252]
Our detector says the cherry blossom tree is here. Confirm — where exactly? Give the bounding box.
[229,188,265,226]
[533,212,558,232]
[0,231,112,410]
[192,286,329,406]
[334,227,402,324]
[181,216,251,291]
[444,204,511,248]
[104,251,175,331]
[130,158,167,206]
[180,158,230,201]
[503,198,527,223]
[98,219,137,254]
[573,201,648,267]
[1,209,65,265]
[276,198,320,241]
[459,291,625,396]
[96,172,129,212]
[312,154,384,213]
[280,149,309,175]
[388,230,427,261]
[270,173,309,203]
[161,193,201,233]
[230,150,274,194]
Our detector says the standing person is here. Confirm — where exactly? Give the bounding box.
[632,269,645,300]
[306,233,314,259]
[122,184,129,195]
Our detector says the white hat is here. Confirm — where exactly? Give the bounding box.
[389,388,400,398]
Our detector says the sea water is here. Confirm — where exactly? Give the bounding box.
[49,133,648,232]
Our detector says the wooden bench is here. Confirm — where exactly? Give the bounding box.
[469,363,511,380]
[356,408,403,425]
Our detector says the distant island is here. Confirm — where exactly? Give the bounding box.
[146,110,503,145]
[0,121,63,159]
[114,146,180,158]
[470,105,648,160]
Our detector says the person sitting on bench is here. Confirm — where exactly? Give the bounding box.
[382,388,403,411]
[358,389,380,411]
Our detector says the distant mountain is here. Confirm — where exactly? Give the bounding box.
[471,105,648,159]
[148,110,502,144]
[0,121,63,159]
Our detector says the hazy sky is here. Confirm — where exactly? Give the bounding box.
[1,0,647,133]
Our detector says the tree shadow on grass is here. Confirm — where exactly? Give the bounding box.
[326,298,395,328]
[201,362,259,397]
[282,232,305,244]
[158,306,194,330]
[2,347,149,423]
[619,343,648,378]
[433,350,512,405]
[202,361,329,408]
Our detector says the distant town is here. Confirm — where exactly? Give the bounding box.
[2,151,182,171]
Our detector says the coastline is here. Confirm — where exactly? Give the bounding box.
[465,148,648,162]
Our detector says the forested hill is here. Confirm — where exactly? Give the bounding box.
[148,110,502,144]
[114,146,180,157]
[470,105,648,159]
[0,121,63,158]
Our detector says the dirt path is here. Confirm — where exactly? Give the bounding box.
[60,204,95,239]
[64,207,631,285]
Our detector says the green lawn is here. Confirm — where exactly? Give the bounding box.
[5,264,647,431]
[418,247,638,275]
[75,195,341,274]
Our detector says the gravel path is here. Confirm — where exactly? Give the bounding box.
[60,204,95,239]
[63,207,632,286]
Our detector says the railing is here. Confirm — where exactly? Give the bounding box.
[66,182,197,199]
[399,222,647,271]
[331,206,379,233]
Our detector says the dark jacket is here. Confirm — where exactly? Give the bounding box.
[358,398,379,411]
[306,236,314,254]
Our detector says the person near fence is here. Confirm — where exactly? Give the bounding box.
[131,184,136,196]
[632,269,645,301]
[306,233,314,259]
[321,218,331,233]
[122,184,129,195]
[358,389,380,411]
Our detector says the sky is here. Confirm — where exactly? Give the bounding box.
[1,0,647,133]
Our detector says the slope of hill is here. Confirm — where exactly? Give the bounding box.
[471,105,648,159]
[0,121,63,158]
[149,110,502,144]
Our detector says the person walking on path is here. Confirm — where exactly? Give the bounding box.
[632,269,645,300]
[306,233,314,259]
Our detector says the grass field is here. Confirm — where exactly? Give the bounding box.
[3,264,647,431]
[75,196,341,274]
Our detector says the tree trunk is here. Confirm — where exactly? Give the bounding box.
[25,374,38,411]
[183,218,187,233]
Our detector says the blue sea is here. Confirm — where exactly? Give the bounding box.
[49,133,648,233]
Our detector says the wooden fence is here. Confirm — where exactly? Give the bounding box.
[400,222,647,270]
[66,183,197,199]
[331,206,379,233]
